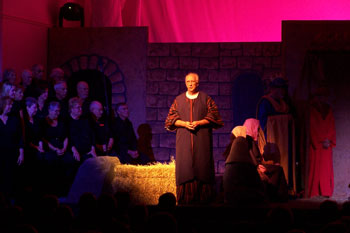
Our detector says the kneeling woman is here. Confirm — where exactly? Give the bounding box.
[223,126,266,205]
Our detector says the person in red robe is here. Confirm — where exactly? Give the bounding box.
[165,72,223,204]
[308,87,336,198]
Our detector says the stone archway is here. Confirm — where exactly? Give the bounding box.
[60,54,127,112]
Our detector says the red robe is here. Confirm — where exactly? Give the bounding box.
[308,103,336,197]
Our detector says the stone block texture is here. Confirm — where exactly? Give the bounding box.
[146,42,282,174]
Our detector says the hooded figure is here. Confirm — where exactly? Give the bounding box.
[223,132,266,205]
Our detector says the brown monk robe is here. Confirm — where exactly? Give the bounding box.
[165,73,223,204]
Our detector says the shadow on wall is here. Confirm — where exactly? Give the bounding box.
[232,72,265,127]
[137,123,155,162]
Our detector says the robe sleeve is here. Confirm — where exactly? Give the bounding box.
[204,96,224,129]
[165,99,181,132]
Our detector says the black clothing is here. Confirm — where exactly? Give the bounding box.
[23,116,44,190]
[36,103,49,120]
[81,99,92,118]
[224,135,288,203]
[111,116,137,164]
[24,116,43,147]
[23,83,39,98]
[47,96,69,122]
[224,136,266,205]
[69,117,95,156]
[9,100,24,118]
[90,116,112,156]
[42,118,75,195]
[0,115,24,196]
[0,115,24,150]
[43,119,68,149]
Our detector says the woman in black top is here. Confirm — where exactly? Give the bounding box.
[23,97,44,189]
[0,96,24,198]
[42,101,74,195]
[24,97,44,155]
[68,97,96,163]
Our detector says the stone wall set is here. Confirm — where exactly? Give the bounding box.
[146,42,282,175]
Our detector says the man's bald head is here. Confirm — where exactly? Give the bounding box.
[77,81,89,100]
[90,100,103,119]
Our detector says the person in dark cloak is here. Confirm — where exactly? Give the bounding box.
[223,126,266,205]
[111,103,150,164]
[165,72,223,204]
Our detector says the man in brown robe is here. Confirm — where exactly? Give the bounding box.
[165,72,223,204]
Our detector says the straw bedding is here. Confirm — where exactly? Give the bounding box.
[112,159,176,205]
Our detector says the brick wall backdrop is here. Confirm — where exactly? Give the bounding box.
[146,42,282,175]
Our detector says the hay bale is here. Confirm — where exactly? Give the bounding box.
[112,160,176,205]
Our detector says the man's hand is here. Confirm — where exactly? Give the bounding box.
[258,164,266,173]
[37,143,45,153]
[17,150,24,165]
[72,147,80,162]
[56,148,65,156]
[184,121,195,130]
[322,139,331,149]
[190,121,202,129]
[88,147,97,158]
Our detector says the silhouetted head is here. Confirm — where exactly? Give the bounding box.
[158,192,176,212]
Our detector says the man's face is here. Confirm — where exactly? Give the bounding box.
[15,89,23,101]
[71,103,82,118]
[56,83,67,99]
[33,65,44,80]
[8,86,16,99]
[48,106,60,120]
[4,101,13,115]
[26,103,38,117]
[22,72,33,86]
[7,71,16,84]
[77,82,89,100]
[117,105,129,119]
[185,75,199,93]
[91,103,104,119]
[39,89,49,101]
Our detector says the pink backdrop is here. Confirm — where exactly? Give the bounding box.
[118,0,350,42]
